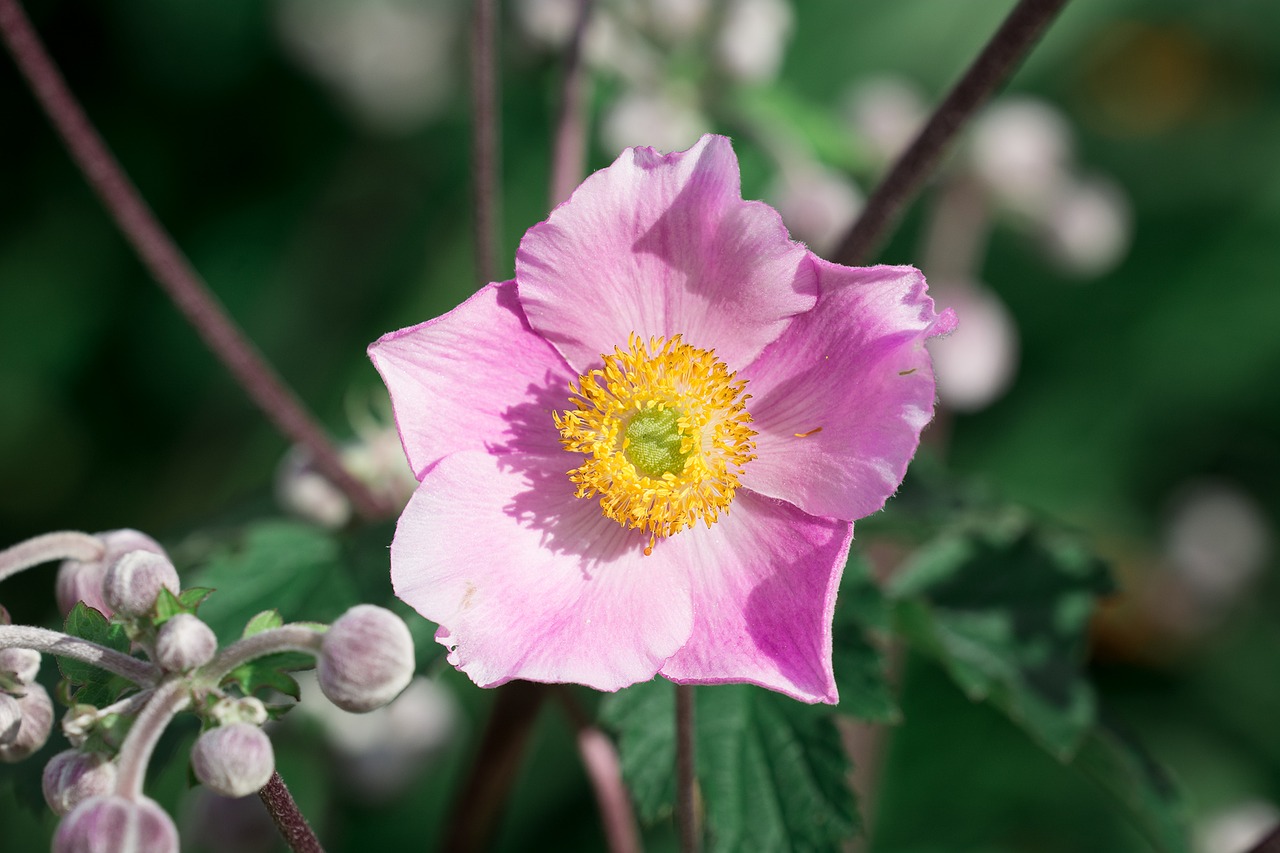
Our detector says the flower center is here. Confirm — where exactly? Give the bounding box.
[554,334,757,555]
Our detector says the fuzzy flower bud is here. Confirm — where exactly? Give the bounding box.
[54,795,178,853]
[0,683,54,762]
[0,693,20,745]
[154,614,217,672]
[43,749,118,816]
[317,605,414,713]
[56,529,166,618]
[0,647,41,685]
[191,723,275,798]
[102,551,181,619]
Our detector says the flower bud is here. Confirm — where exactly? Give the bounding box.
[56,529,166,617]
[43,749,118,816]
[191,723,275,798]
[103,551,181,619]
[0,648,42,685]
[0,683,54,762]
[318,605,415,713]
[0,693,20,745]
[154,614,217,672]
[54,795,178,853]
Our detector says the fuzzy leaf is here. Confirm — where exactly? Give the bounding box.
[889,515,1113,759]
[602,681,859,851]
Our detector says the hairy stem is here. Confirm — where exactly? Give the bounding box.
[676,683,700,853]
[557,689,640,853]
[0,531,102,584]
[549,0,594,208]
[471,0,502,287]
[833,0,1071,264]
[113,679,190,799]
[0,0,390,520]
[201,625,324,684]
[0,625,157,685]
[260,771,326,853]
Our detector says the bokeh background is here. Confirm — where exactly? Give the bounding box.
[2,0,1278,850]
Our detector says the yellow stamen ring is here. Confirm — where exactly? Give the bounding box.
[553,334,757,555]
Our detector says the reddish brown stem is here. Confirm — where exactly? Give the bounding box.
[0,0,390,520]
[471,0,502,287]
[259,771,325,853]
[833,0,1070,264]
[549,0,594,208]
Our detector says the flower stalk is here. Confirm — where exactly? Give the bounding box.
[676,684,701,853]
[112,679,191,800]
[0,532,103,584]
[549,0,595,208]
[259,771,325,853]
[0,625,158,686]
[470,0,502,287]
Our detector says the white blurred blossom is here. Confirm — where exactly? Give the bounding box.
[514,0,580,47]
[844,76,927,166]
[926,280,1019,412]
[1041,176,1132,277]
[715,0,794,83]
[601,87,709,153]
[1196,800,1279,853]
[769,162,863,254]
[969,97,1073,217]
[1164,483,1273,608]
[276,0,462,134]
[638,0,711,43]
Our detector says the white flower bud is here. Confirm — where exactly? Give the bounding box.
[210,696,268,728]
[43,750,118,816]
[54,795,178,853]
[0,683,54,762]
[61,705,98,747]
[0,693,20,745]
[102,551,181,619]
[318,605,414,713]
[191,723,275,798]
[56,529,166,618]
[0,648,41,685]
[154,614,217,672]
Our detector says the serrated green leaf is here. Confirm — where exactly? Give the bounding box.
[602,681,859,851]
[243,609,284,638]
[58,603,132,687]
[889,518,1113,759]
[1073,716,1191,853]
[223,651,313,702]
[153,588,184,624]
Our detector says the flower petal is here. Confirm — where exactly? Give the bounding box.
[740,262,950,521]
[368,282,573,479]
[516,134,817,374]
[658,489,851,704]
[391,450,695,692]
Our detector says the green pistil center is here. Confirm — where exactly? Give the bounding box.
[624,408,688,478]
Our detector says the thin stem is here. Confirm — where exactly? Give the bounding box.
[549,0,594,208]
[442,681,546,852]
[113,679,190,799]
[0,531,103,584]
[259,771,326,853]
[557,689,640,853]
[0,0,390,521]
[0,625,158,686]
[470,0,502,287]
[832,0,1070,264]
[675,683,700,853]
[201,625,324,684]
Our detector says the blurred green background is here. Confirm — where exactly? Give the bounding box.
[2,0,1278,850]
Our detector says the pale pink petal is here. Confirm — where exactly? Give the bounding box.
[658,490,851,704]
[740,262,950,521]
[368,282,574,479]
[516,134,817,374]
[391,450,695,691]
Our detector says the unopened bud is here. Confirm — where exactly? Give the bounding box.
[154,614,217,672]
[54,795,178,853]
[0,648,42,685]
[0,693,20,745]
[191,723,275,798]
[43,749,118,816]
[318,605,414,713]
[210,696,268,728]
[103,551,180,619]
[0,683,53,762]
[56,529,166,617]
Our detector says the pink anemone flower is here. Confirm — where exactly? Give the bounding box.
[370,135,954,704]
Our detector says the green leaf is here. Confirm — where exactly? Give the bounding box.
[832,555,900,724]
[57,602,132,687]
[192,521,359,643]
[602,681,859,851]
[1072,716,1191,853]
[153,587,214,625]
[889,515,1113,759]
[242,609,284,638]
[224,651,314,702]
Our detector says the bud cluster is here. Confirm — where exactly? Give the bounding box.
[0,527,418,853]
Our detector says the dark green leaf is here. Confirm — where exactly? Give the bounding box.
[223,651,314,702]
[1072,716,1191,853]
[57,603,132,688]
[889,514,1113,759]
[153,589,184,624]
[602,681,859,851]
[242,609,284,638]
